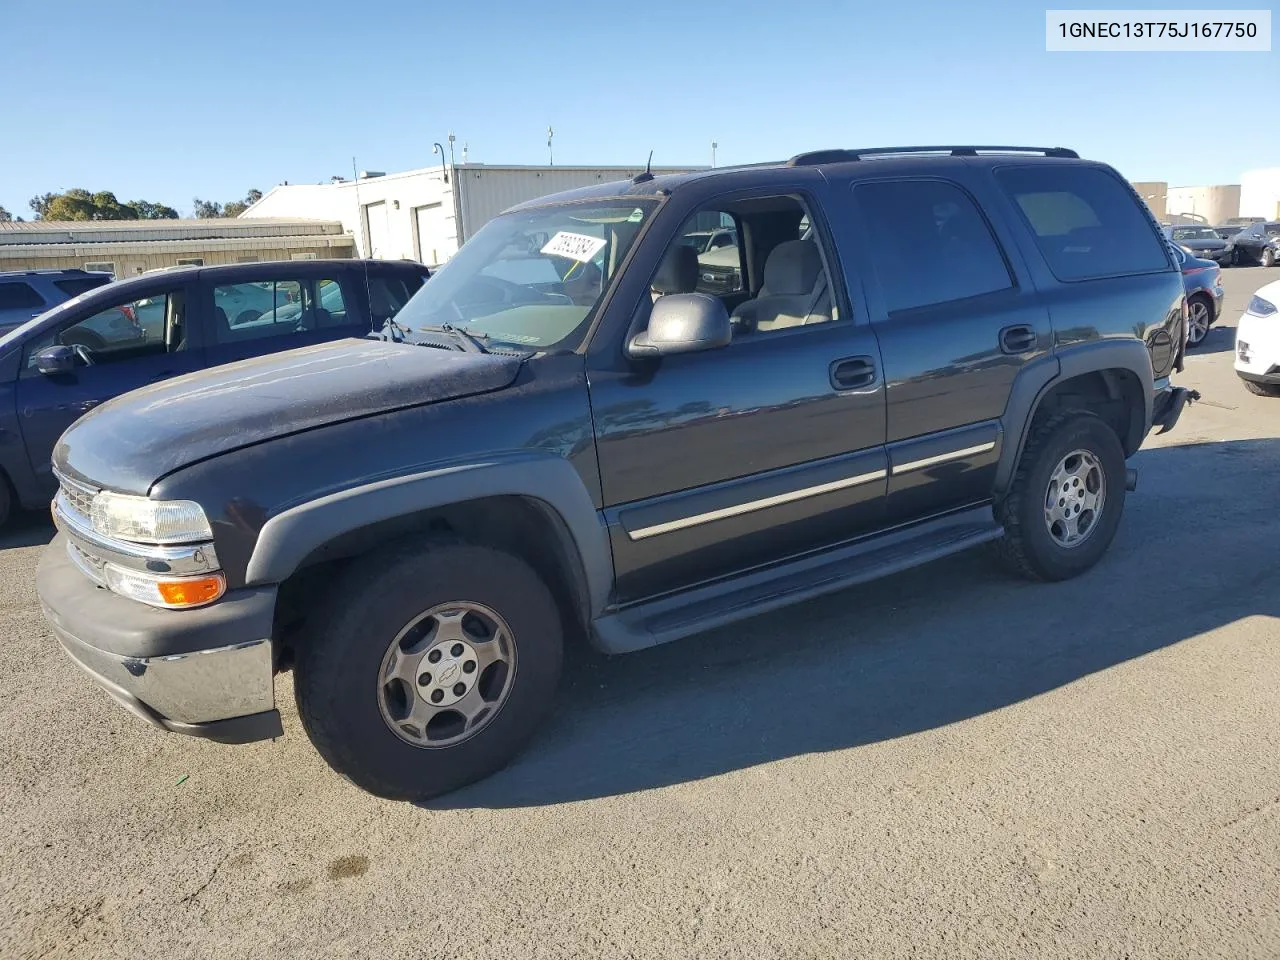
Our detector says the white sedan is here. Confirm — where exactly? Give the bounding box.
[1234,277,1280,396]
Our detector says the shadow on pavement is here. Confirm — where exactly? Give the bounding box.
[0,511,54,550]
[1190,323,1237,357]
[428,438,1280,810]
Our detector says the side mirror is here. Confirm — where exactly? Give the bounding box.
[627,293,732,359]
[34,345,77,376]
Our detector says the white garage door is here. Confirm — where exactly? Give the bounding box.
[365,202,390,259]
[414,203,457,267]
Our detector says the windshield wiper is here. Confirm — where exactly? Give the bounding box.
[421,322,489,354]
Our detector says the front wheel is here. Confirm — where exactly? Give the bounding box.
[996,413,1127,582]
[1262,247,1277,268]
[294,540,564,800]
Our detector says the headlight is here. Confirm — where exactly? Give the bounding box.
[1246,295,1277,318]
[90,491,212,544]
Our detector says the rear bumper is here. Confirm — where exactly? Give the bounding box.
[1151,381,1199,435]
[37,535,282,744]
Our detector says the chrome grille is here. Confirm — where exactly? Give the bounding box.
[55,473,98,524]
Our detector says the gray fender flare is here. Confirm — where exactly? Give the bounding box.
[995,339,1154,494]
[243,455,613,615]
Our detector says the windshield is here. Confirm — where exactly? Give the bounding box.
[393,199,657,351]
[1171,227,1217,241]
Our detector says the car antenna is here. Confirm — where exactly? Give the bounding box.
[632,151,654,184]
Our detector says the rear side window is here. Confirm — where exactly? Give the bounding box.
[366,275,421,324]
[854,179,1013,314]
[994,165,1169,281]
[53,277,111,298]
[0,282,46,311]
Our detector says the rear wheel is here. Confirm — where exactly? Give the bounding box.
[996,412,1127,582]
[1186,295,1212,347]
[1242,378,1280,397]
[294,540,564,801]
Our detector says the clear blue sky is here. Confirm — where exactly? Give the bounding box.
[2,0,1275,219]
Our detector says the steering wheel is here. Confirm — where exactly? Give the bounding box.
[70,343,96,366]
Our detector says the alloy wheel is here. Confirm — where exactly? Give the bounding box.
[1043,449,1106,548]
[376,601,517,749]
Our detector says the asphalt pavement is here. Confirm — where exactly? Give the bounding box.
[2,266,1278,960]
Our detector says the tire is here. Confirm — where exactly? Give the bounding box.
[1262,247,1277,268]
[294,540,564,801]
[0,475,11,530]
[1185,295,1212,347]
[995,412,1127,582]
[1242,379,1280,397]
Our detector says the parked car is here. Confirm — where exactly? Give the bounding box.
[694,241,744,296]
[35,145,1196,801]
[1162,224,1232,266]
[1172,245,1225,347]
[680,228,737,255]
[0,269,113,336]
[1229,221,1280,267]
[1234,278,1280,396]
[0,259,428,526]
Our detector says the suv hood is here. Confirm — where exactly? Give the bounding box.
[54,338,524,493]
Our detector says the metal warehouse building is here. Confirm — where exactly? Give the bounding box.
[243,163,702,266]
[0,218,356,279]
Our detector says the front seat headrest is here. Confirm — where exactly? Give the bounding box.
[762,240,824,297]
[652,244,700,295]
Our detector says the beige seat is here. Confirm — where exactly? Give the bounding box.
[731,239,831,332]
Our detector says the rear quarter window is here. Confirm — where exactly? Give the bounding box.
[994,165,1170,281]
[54,276,112,298]
[0,282,47,311]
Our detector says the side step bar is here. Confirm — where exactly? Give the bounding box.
[592,505,1004,654]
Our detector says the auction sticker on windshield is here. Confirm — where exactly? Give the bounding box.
[541,231,607,263]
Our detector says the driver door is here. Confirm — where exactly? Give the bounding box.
[16,283,202,496]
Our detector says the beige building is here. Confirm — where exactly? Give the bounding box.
[1165,184,1241,225]
[0,218,355,278]
[1131,182,1168,221]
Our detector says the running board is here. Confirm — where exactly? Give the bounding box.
[592,505,1003,654]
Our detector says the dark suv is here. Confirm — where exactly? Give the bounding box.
[0,259,428,527]
[36,146,1195,800]
[0,269,113,335]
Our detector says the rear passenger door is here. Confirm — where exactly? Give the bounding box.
[849,175,1052,523]
[201,272,365,367]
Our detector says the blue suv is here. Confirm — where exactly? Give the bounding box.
[0,258,428,527]
[0,269,114,336]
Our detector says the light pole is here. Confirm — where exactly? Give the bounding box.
[447,132,456,168]
[547,125,554,166]
[711,141,718,168]
[432,142,449,183]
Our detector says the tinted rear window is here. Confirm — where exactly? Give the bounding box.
[54,276,111,297]
[0,282,46,310]
[994,166,1169,281]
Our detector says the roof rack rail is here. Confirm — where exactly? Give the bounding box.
[787,145,1079,166]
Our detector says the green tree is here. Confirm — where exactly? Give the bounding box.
[0,206,11,222]
[124,199,179,219]
[192,197,223,218]
[30,189,180,220]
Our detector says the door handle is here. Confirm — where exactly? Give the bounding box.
[999,324,1037,354]
[830,355,877,390]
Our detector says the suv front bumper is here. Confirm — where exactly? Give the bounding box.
[37,535,283,744]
